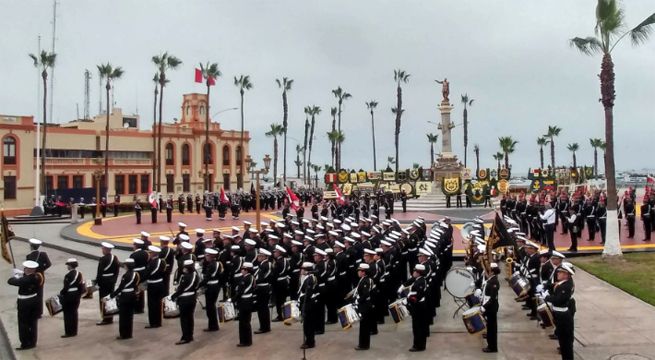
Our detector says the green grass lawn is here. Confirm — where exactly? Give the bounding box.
[573,252,655,307]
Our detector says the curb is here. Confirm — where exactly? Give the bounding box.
[0,315,17,360]
[59,222,133,252]
[13,236,100,261]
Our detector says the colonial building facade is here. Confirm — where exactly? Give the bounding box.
[0,93,250,215]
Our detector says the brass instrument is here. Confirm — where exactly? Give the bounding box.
[461,222,476,261]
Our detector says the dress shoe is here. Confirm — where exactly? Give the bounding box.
[315,330,324,335]
[272,318,283,322]
[549,334,558,340]
[144,325,161,329]
[175,339,192,345]
[96,321,112,326]
[354,346,369,350]
[326,320,338,325]
[236,343,252,347]
[203,328,219,332]
[16,345,35,351]
[61,334,76,338]
[482,347,498,353]
[254,330,270,334]
[116,336,131,340]
[370,331,378,335]
[135,311,144,314]
[408,347,425,352]
[643,239,651,242]
[300,344,315,349]
[377,320,385,325]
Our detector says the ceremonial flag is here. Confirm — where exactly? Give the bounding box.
[286,187,300,211]
[148,192,158,209]
[1,212,14,264]
[220,187,230,204]
[195,68,216,86]
[647,175,655,185]
[489,213,516,250]
[333,183,346,206]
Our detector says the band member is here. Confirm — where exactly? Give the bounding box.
[354,263,374,350]
[134,198,142,225]
[625,198,636,238]
[178,194,185,214]
[641,200,651,241]
[150,201,158,224]
[26,238,51,317]
[200,248,223,332]
[235,262,255,347]
[540,203,557,251]
[8,260,43,350]
[145,246,166,329]
[96,242,119,325]
[113,194,120,217]
[566,208,580,252]
[171,259,200,345]
[255,249,273,334]
[272,245,290,321]
[158,236,175,295]
[60,258,85,338]
[544,263,576,360]
[482,263,500,353]
[130,239,148,314]
[166,196,173,223]
[299,262,317,349]
[406,264,428,352]
[596,201,607,244]
[110,258,140,340]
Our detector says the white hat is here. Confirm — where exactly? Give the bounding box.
[140,231,150,237]
[178,222,187,228]
[179,234,190,241]
[360,231,370,237]
[133,238,144,245]
[351,232,361,239]
[325,248,334,254]
[231,226,240,232]
[124,258,135,264]
[248,228,258,234]
[205,248,218,255]
[65,258,78,265]
[314,248,327,256]
[181,242,193,250]
[320,216,328,221]
[258,248,272,257]
[414,264,426,272]
[101,241,115,249]
[268,234,279,240]
[294,230,304,236]
[344,236,355,243]
[243,221,252,225]
[245,239,257,246]
[551,251,566,259]
[230,245,241,251]
[242,262,254,269]
[195,228,205,234]
[364,248,376,255]
[148,245,161,253]
[28,238,42,245]
[419,248,431,257]
[302,262,314,270]
[291,220,300,226]
[558,262,575,275]
[302,219,310,224]
[213,228,222,233]
[306,229,315,235]
[525,241,539,249]
[490,262,499,269]
[333,241,345,248]
[539,249,550,256]
[375,248,383,254]
[23,260,39,269]
[183,259,194,266]
[283,233,292,239]
[274,245,287,253]
[159,236,171,242]
[304,236,314,242]
[328,231,339,237]
[341,224,351,231]
[275,223,286,228]
[333,219,342,225]
[291,240,303,246]
[358,263,370,270]
[260,221,269,226]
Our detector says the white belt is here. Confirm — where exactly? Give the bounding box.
[18,293,37,300]
[147,279,163,284]
[327,276,336,281]
[207,280,219,285]
[179,291,195,297]
[338,272,347,276]
[234,273,242,278]
[241,294,253,299]
[257,283,270,287]
[551,306,568,312]
[67,288,79,292]
[102,273,115,277]
[121,288,134,293]
[277,276,289,281]
[292,269,300,273]
[317,283,325,287]
[134,267,146,271]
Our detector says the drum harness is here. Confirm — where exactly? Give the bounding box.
[66,270,81,292]
[147,259,164,284]
[179,272,198,298]
[101,255,116,277]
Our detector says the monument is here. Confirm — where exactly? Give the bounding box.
[433,78,464,187]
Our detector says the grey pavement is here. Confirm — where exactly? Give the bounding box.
[0,223,654,359]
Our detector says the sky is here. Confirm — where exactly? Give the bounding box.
[1,0,654,175]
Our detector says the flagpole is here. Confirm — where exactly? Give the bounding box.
[35,35,42,209]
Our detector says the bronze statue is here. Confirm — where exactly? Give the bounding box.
[435,78,450,103]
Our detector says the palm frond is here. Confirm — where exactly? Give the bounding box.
[629,13,655,45]
[569,37,603,55]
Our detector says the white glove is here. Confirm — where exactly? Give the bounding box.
[536,284,544,293]
[102,295,111,301]
[542,290,549,298]
[397,285,404,295]
[401,298,408,306]
[12,269,23,278]
[473,289,482,298]
[480,306,486,313]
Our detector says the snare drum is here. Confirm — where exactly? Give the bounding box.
[283,300,301,325]
[217,301,235,322]
[388,300,409,324]
[46,295,63,316]
[462,306,486,334]
[511,277,531,299]
[445,267,476,298]
[337,304,360,330]
[163,297,180,318]
[537,303,555,328]
[102,297,119,317]
[465,293,481,308]
[83,279,97,299]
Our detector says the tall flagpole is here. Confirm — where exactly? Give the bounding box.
[35,35,42,208]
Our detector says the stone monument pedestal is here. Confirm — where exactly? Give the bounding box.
[432,101,463,187]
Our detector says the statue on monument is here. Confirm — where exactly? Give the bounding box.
[435,78,450,103]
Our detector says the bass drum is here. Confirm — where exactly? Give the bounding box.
[445,267,476,298]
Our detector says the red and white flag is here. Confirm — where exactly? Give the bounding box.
[286,187,300,211]
[333,183,346,206]
[647,175,655,185]
[148,192,158,209]
[195,68,216,86]
[219,186,230,205]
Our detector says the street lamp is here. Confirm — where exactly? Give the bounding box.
[210,107,238,119]
[93,170,103,225]
[248,154,271,231]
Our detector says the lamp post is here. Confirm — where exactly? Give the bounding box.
[93,170,103,225]
[247,154,271,231]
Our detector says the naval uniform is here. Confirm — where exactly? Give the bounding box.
[235,271,255,346]
[171,270,200,343]
[255,259,273,333]
[60,268,85,336]
[353,274,374,349]
[545,279,576,360]
[26,249,51,317]
[482,274,499,352]
[406,275,428,351]
[111,269,140,339]
[8,271,44,349]
[145,257,167,328]
[96,253,119,324]
[200,259,223,331]
[159,246,176,294]
[130,249,149,313]
[299,273,317,348]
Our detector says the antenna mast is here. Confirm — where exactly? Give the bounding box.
[50,0,58,123]
[84,69,91,119]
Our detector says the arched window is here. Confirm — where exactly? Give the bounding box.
[203,143,213,165]
[222,145,230,166]
[235,146,242,166]
[165,143,174,166]
[185,105,190,116]
[182,143,190,166]
[199,104,205,116]
[2,136,17,165]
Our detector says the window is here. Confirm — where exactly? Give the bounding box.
[236,146,242,166]
[237,174,243,190]
[165,143,174,166]
[223,173,231,191]
[185,104,190,116]
[199,104,205,116]
[222,145,230,166]
[115,175,125,195]
[140,174,150,194]
[182,144,190,166]
[166,174,174,193]
[128,175,138,194]
[182,174,190,192]
[45,176,53,193]
[122,117,137,128]
[2,137,16,165]
[203,143,213,165]
[3,176,16,199]
[57,175,68,190]
[72,175,84,189]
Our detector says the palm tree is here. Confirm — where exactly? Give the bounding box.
[302,106,310,182]
[276,77,293,187]
[151,73,160,188]
[97,63,124,194]
[311,164,322,188]
[392,69,410,173]
[493,152,504,172]
[329,107,337,167]
[365,101,378,170]
[199,62,221,192]
[307,105,321,185]
[461,94,475,167]
[599,140,607,175]
[544,125,562,170]
[426,133,438,165]
[152,52,182,192]
[589,138,604,177]
[386,156,396,169]
[327,130,345,170]
[332,87,352,163]
[537,137,550,169]
[234,75,253,189]
[567,143,579,169]
[571,2,654,254]
[295,144,304,178]
[265,123,285,187]
[499,137,518,170]
[473,144,480,173]
[28,50,56,196]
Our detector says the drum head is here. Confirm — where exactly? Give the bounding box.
[462,306,480,316]
[445,267,476,298]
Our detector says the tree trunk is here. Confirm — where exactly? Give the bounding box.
[205,83,211,192]
[239,89,245,189]
[550,139,555,170]
[273,137,278,187]
[282,91,288,188]
[337,101,342,169]
[308,115,315,185]
[41,72,48,196]
[497,159,501,172]
[371,110,377,171]
[504,153,509,170]
[104,81,111,197]
[572,152,577,170]
[303,118,309,182]
[475,151,480,173]
[152,86,158,189]
[430,143,434,165]
[593,148,598,177]
[463,106,468,167]
[539,147,544,169]
[331,115,336,169]
[395,85,402,173]
[157,77,165,193]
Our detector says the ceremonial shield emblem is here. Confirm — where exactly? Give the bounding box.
[541,168,550,178]
[400,182,414,195]
[324,173,337,184]
[421,169,433,181]
[490,169,498,178]
[338,170,349,183]
[477,169,488,181]
[349,171,358,184]
[357,171,367,183]
[397,171,408,182]
[367,172,381,181]
[499,168,510,180]
[498,179,510,194]
[462,168,472,180]
[442,177,461,195]
[409,168,420,181]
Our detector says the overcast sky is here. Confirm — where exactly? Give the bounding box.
[1,0,654,174]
